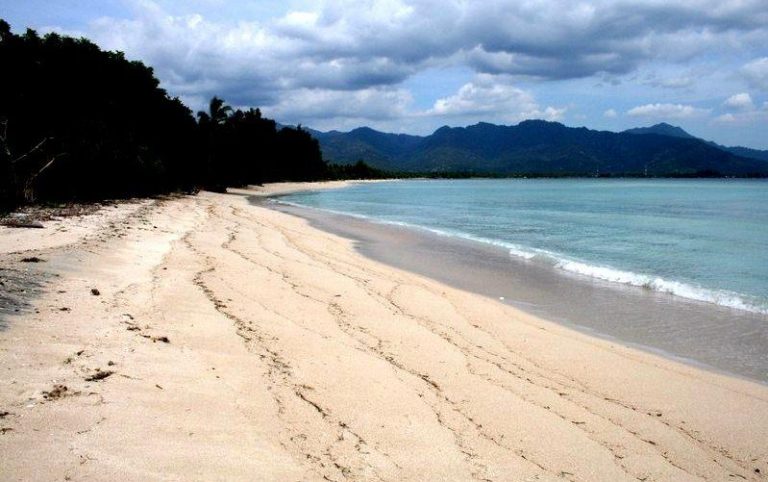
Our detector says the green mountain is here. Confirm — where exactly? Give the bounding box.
[624,123,768,162]
[313,121,768,177]
[623,122,696,139]
[724,146,768,162]
[312,127,422,171]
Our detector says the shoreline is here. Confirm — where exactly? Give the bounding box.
[268,198,768,386]
[270,178,768,317]
[1,183,767,481]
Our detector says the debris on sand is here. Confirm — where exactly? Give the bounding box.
[2,203,101,228]
[152,336,170,344]
[1,218,44,229]
[90,288,100,296]
[85,370,114,382]
[21,257,45,263]
[0,411,10,418]
[43,384,69,400]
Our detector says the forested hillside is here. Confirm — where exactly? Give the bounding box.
[316,121,768,177]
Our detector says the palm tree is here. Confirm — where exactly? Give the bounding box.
[197,96,232,126]
[196,97,233,191]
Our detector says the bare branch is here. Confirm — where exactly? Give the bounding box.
[11,137,50,165]
[22,153,65,203]
[29,153,64,182]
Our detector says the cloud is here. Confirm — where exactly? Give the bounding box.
[627,103,710,119]
[723,92,754,110]
[463,0,768,79]
[87,4,419,100]
[465,46,634,80]
[427,75,566,122]
[714,113,737,123]
[713,109,768,125]
[742,57,768,91]
[713,93,767,125]
[265,86,413,123]
[265,76,565,132]
[643,74,695,89]
[603,108,618,118]
[37,0,768,133]
[80,1,768,92]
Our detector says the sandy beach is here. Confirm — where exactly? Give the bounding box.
[1,182,767,481]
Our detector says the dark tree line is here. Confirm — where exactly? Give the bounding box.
[0,21,200,206]
[326,160,388,180]
[0,21,371,209]
[196,98,327,190]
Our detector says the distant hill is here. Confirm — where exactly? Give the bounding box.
[624,123,768,162]
[312,127,423,171]
[312,120,768,177]
[724,146,768,162]
[623,122,696,139]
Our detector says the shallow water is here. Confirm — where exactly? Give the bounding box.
[281,179,768,314]
[272,179,768,383]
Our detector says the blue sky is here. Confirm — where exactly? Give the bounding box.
[3,0,768,148]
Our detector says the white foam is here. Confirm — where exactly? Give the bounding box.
[555,259,768,314]
[275,199,768,315]
[507,247,539,260]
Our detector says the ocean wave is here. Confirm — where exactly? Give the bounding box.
[447,233,768,315]
[274,198,768,315]
[554,259,768,314]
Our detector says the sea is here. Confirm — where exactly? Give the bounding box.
[274,178,768,382]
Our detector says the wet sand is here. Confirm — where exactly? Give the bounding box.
[1,183,767,481]
[272,203,768,384]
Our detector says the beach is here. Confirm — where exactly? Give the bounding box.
[1,182,767,481]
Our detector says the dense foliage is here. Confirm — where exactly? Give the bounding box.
[195,98,327,191]
[0,21,202,205]
[0,21,335,209]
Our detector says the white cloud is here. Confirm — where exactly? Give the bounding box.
[712,110,768,125]
[714,91,768,126]
[427,75,565,122]
[627,103,710,119]
[713,98,768,125]
[742,57,768,91]
[265,86,413,122]
[714,113,737,123]
[723,92,755,110]
[603,108,618,118]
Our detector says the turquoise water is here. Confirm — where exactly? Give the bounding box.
[280,179,768,314]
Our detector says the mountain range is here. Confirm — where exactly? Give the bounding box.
[308,121,768,177]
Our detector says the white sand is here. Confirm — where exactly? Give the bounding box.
[1,184,766,481]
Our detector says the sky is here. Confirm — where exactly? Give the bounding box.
[2,0,768,148]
